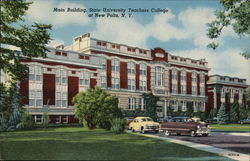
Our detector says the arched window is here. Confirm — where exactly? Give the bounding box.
[127,62,135,74]
[155,66,164,86]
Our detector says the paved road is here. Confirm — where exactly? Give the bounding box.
[156,131,250,155]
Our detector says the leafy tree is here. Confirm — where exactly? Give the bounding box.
[231,100,240,122]
[73,87,122,129]
[142,93,159,121]
[217,103,228,124]
[239,106,248,120]
[0,1,51,130]
[20,111,34,130]
[185,102,194,117]
[207,0,250,59]
[209,108,218,119]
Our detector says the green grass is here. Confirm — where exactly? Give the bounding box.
[0,127,231,160]
[210,124,250,132]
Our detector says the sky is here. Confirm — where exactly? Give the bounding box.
[23,0,249,84]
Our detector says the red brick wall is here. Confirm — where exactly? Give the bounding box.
[186,72,192,94]
[106,60,112,87]
[43,74,55,105]
[68,76,79,106]
[20,73,29,104]
[169,70,172,93]
[49,115,56,124]
[197,74,200,95]
[206,91,214,112]
[151,48,168,62]
[120,61,128,89]
[177,71,181,94]
[90,78,97,88]
[147,66,151,91]
[136,64,140,90]
[68,115,79,123]
[216,93,221,109]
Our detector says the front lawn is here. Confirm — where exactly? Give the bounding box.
[0,127,230,160]
[210,124,250,132]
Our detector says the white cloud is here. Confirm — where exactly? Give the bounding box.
[92,10,187,48]
[26,0,90,28]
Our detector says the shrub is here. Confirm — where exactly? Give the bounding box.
[217,103,228,124]
[20,111,34,130]
[110,118,126,134]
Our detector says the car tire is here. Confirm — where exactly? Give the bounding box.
[131,128,135,132]
[190,131,196,137]
[164,130,171,136]
[141,127,145,134]
[202,133,208,137]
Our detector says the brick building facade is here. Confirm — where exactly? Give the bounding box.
[18,33,247,123]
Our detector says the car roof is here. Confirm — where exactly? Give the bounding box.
[135,117,152,119]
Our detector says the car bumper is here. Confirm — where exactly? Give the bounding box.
[144,128,159,131]
[196,128,210,134]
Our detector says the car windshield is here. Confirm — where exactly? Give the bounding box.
[141,118,153,122]
[172,118,194,122]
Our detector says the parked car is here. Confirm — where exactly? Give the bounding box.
[192,117,206,124]
[205,117,217,124]
[157,116,172,123]
[160,116,210,137]
[124,117,135,129]
[129,116,160,133]
[239,117,250,124]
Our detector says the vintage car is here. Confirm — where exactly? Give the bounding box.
[239,117,250,124]
[160,117,210,136]
[129,116,160,133]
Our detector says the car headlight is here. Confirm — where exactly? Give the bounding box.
[197,125,200,129]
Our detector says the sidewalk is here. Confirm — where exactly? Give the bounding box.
[131,132,250,161]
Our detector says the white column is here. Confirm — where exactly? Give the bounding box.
[164,100,167,117]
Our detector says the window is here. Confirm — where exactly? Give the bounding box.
[181,71,186,81]
[181,85,186,94]
[29,66,42,82]
[139,80,146,91]
[172,69,177,80]
[56,92,67,107]
[101,76,106,88]
[35,115,42,124]
[128,98,136,110]
[192,86,197,95]
[127,62,135,74]
[139,98,146,110]
[101,58,106,70]
[200,87,205,96]
[155,66,165,86]
[111,59,120,72]
[112,78,119,89]
[192,72,197,82]
[80,73,89,86]
[128,79,135,90]
[140,64,146,75]
[172,84,177,94]
[61,116,68,124]
[200,74,205,82]
[29,90,42,107]
[56,70,67,84]
[56,116,61,124]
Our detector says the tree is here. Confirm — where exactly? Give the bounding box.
[42,112,50,128]
[0,1,51,130]
[217,103,228,124]
[209,108,218,119]
[73,87,122,129]
[247,87,250,107]
[207,0,250,59]
[185,102,194,117]
[231,100,240,122]
[142,93,159,121]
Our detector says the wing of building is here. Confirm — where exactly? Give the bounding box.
[17,33,247,124]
